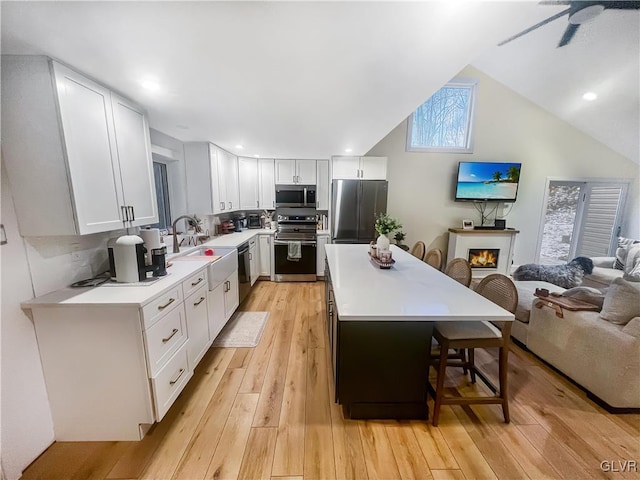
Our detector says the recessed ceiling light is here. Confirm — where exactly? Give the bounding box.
[141,79,160,92]
[345,148,353,153]
[235,145,244,149]
[582,92,597,101]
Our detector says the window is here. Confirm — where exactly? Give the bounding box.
[537,179,629,264]
[151,161,172,230]
[406,78,478,153]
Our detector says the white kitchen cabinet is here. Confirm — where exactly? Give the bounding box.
[316,159,330,210]
[259,158,276,209]
[208,282,226,341]
[1,56,157,236]
[26,262,210,440]
[275,159,317,185]
[184,284,210,371]
[331,156,387,180]
[224,272,240,320]
[317,234,330,277]
[259,235,272,277]
[249,237,260,286]
[185,143,240,215]
[238,156,259,209]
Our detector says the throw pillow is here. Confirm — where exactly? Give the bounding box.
[615,237,640,270]
[599,278,640,325]
[623,261,640,282]
[562,286,605,308]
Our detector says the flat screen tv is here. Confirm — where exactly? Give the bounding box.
[455,161,521,202]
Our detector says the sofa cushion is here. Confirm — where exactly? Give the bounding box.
[599,278,640,325]
[582,266,624,289]
[561,286,605,309]
[513,281,565,324]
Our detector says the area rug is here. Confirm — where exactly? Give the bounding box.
[212,311,269,348]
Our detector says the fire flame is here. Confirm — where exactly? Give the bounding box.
[469,250,497,267]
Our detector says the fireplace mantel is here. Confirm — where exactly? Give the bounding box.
[447,228,519,278]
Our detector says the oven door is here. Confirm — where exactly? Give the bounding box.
[273,240,317,282]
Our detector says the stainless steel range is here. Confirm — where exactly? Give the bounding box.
[274,207,317,282]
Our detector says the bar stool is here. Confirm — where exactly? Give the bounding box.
[410,241,426,260]
[444,258,472,287]
[424,248,443,270]
[429,274,518,426]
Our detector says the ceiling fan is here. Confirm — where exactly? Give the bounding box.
[499,1,640,48]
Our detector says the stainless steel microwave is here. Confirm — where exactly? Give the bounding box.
[275,184,316,207]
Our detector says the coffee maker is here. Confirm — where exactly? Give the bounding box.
[139,228,167,277]
[233,215,247,232]
[107,235,147,283]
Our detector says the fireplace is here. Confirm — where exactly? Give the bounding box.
[468,249,499,269]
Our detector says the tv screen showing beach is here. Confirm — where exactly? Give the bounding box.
[455,162,521,201]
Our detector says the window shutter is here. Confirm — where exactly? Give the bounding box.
[577,185,626,257]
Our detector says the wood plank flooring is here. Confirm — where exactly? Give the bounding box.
[21,281,640,480]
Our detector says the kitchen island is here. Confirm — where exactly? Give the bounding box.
[324,244,514,419]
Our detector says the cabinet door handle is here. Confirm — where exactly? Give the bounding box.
[157,298,176,310]
[121,206,129,222]
[220,202,224,210]
[193,296,205,307]
[249,252,252,260]
[228,202,232,210]
[272,200,275,207]
[191,277,204,287]
[128,206,135,221]
[257,200,259,208]
[162,328,179,343]
[169,368,185,385]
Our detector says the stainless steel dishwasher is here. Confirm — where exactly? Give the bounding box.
[237,241,252,304]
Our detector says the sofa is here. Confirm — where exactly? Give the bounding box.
[583,238,640,288]
[511,275,640,408]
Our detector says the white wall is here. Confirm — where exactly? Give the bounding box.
[1,162,55,480]
[367,65,640,264]
[150,128,187,221]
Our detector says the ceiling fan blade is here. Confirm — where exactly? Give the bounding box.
[498,8,571,46]
[558,23,579,46]
[604,1,640,9]
[539,1,571,5]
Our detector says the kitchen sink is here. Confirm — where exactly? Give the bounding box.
[181,246,237,290]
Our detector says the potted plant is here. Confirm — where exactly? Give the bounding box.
[374,213,402,250]
[394,230,409,251]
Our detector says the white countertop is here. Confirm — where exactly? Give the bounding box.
[325,244,514,322]
[169,228,331,258]
[23,260,211,308]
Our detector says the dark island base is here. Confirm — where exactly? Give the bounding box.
[335,321,433,420]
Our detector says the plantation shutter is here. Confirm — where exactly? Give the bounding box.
[576,184,627,257]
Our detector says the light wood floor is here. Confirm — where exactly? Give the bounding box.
[22,281,640,480]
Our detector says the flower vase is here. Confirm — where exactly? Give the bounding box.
[376,233,390,251]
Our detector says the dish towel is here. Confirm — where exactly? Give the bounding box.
[287,241,302,261]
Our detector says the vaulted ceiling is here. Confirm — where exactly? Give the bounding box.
[2,2,638,163]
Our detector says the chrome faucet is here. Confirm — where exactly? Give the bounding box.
[172,215,200,253]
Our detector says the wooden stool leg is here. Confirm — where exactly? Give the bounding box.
[460,349,468,375]
[468,348,476,384]
[499,345,510,423]
[432,339,449,426]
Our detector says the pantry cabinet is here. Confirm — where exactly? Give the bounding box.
[275,159,317,185]
[331,156,387,180]
[184,143,240,215]
[1,56,157,236]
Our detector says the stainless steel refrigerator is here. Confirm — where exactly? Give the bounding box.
[331,179,388,244]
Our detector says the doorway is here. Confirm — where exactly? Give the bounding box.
[537,179,629,264]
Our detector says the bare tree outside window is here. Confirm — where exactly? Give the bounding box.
[406,79,477,153]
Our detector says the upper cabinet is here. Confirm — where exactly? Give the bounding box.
[258,159,276,210]
[238,156,259,210]
[316,159,330,210]
[184,143,239,215]
[1,56,157,236]
[275,159,317,185]
[331,156,387,180]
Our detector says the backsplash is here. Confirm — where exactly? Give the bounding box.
[25,230,125,297]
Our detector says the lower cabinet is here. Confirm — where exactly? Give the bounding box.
[208,281,227,341]
[258,234,273,277]
[317,234,330,277]
[28,265,212,441]
[184,284,210,370]
[224,271,240,320]
[249,237,259,286]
